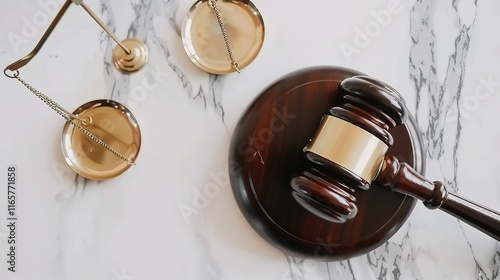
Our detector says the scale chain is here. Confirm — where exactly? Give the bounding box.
[13,73,134,166]
[209,0,240,73]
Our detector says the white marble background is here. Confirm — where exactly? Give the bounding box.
[0,0,499,279]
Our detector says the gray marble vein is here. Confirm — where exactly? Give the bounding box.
[464,237,500,280]
[491,250,500,280]
[285,254,357,280]
[409,0,475,192]
[54,174,93,279]
[98,0,227,122]
[366,225,422,280]
[209,74,226,123]
[325,260,355,280]
[409,1,500,279]
[99,0,130,102]
[284,255,307,280]
[194,222,223,280]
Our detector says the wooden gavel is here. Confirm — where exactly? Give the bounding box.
[291,75,500,241]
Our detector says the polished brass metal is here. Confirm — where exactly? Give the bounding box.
[75,0,149,73]
[208,0,239,73]
[78,1,131,54]
[4,69,19,78]
[182,0,265,74]
[112,39,149,73]
[62,100,141,180]
[4,1,143,180]
[10,73,136,167]
[5,0,72,72]
[4,0,147,74]
[305,116,388,182]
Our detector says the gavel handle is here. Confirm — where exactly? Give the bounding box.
[377,156,500,241]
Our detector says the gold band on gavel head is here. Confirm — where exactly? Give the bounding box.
[304,115,388,182]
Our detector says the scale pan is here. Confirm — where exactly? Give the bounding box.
[61,99,141,180]
[182,0,265,74]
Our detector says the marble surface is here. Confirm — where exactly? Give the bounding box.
[1,0,500,279]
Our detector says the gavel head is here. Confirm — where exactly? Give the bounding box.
[291,75,408,223]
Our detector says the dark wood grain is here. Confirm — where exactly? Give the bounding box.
[378,155,500,241]
[291,74,411,222]
[228,66,425,260]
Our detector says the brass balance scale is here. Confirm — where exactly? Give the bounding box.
[4,0,264,180]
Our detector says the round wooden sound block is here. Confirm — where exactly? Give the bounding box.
[229,66,425,260]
